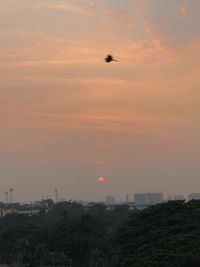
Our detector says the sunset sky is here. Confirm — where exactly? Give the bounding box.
[1,0,200,202]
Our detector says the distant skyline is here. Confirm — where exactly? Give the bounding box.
[1,188,199,203]
[1,0,200,201]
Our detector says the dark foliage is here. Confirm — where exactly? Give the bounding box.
[113,200,200,267]
[1,201,200,266]
[0,202,130,266]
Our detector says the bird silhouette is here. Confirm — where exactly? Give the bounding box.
[104,54,118,63]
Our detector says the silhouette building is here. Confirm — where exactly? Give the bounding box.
[188,193,200,201]
[134,192,163,206]
[174,194,185,200]
[105,195,116,205]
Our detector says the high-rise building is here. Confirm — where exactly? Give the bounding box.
[174,194,185,200]
[166,195,173,201]
[105,195,116,205]
[188,193,200,201]
[134,193,163,206]
[134,193,146,205]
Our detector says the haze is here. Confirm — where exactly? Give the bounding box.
[1,0,200,202]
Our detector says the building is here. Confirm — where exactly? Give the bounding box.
[105,195,116,205]
[166,195,173,201]
[0,208,13,217]
[174,194,185,200]
[134,192,163,206]
[0,205,45,217]
[188,193,200,201]
[134,193,146,205]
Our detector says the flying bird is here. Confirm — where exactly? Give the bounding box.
[104,54,118,63]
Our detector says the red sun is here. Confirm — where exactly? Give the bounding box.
[97,176,106,183]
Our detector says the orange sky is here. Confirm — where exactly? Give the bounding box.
[0,0,200,202]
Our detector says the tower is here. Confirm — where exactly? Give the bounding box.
[9,188,14,204]
[55,189,58,203]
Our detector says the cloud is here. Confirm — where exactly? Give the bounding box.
[41,1,91,16]
[143,1,200,49]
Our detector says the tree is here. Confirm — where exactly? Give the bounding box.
[112,200,200,267]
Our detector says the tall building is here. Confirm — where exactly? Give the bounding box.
[134,193,163,206]
[105,195,116,205]
[166,195,173,201]
[188,193,200,201]
[174,194,185,200]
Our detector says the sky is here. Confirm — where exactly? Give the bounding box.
[0,0,200,202]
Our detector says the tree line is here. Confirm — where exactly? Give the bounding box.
[0,200,200,266]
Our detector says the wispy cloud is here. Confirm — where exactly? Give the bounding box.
[40,1,91,16]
